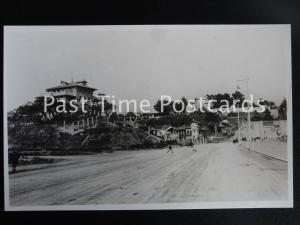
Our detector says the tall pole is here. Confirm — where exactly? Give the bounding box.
[246,79,251,151]
[237,110,240,141]
[237,77,251,151]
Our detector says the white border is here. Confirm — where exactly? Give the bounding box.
[5,200,293,211]
[3,25,294,211]
[285,25,294,206]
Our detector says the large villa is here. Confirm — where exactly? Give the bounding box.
[45,80,99,103]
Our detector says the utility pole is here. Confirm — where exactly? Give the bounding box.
[237,77,251,151]
[237,110,240,141]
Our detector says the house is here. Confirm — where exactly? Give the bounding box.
[175,125,192,139]
[148,125,177,141]
[159,125,177,141]
[190,122,210,144]
[147,121,211,145]
[148,124,164,137]
[45,80,98,103]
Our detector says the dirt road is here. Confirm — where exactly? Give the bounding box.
[9,142,288,206]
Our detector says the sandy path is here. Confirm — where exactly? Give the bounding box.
[9,142,288,206]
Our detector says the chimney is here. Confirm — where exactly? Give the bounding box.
[61,81,69,86]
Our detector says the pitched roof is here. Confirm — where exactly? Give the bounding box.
[174,125,191,130]
[46,81,97,91]
[161,125,172,130]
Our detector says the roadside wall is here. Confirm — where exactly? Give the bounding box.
[238,120,287,139]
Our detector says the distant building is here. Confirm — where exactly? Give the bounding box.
[269,108,279,119]
[159,125,178,141]
[150,122,209,144]
[190,122,210,144]
[191,122,199,144]
[45,80,98,102]
[239,120,287,140]
[176,125,192,139]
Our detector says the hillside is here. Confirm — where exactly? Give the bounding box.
[8,122,162,153]
[8,125,70,151]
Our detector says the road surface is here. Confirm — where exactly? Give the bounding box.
[9,142,288,206]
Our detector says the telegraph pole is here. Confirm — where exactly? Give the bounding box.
[237,77,251,151]
[237,110,240,141]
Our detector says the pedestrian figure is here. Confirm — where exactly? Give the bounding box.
[11,150,20,173]
[167,144,174,153]
[192,144,197,152]
[233,137,238,144]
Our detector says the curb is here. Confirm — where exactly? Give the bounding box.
[238,144,288,163]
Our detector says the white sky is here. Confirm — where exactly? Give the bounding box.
[4,25,291,111]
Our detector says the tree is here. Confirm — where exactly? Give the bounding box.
[109,112,118,122]
[126,112,135,117]
[222,93,233,106]
[231,91,245,108]
[206,93,233,109]
[262,108,273,121]
[268,101,277,109]
[174,97,188,113]
[181,97,188,113]
[153,99,174,115]
[278,98,287,120]
[14,100,47,125]
[260,100,277,109]
[251,110,264,121]
[205,111,222,133]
